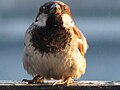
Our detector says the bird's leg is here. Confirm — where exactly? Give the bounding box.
[22,75,44,84]
[53,77,74,86]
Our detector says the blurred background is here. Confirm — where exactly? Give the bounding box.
[0,0,120,81]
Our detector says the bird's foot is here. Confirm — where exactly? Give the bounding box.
[53,77,74,86]
[22,75,44,84]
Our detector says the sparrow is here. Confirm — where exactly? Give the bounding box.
[23,1,88,85]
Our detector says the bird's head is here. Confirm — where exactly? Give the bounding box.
[35,1,75,28]
[30,1,76,53]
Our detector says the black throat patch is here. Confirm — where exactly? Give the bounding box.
[30,15,72,53]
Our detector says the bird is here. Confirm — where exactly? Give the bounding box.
[23,1,88,85]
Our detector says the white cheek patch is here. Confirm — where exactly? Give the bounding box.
[34,13,48,27]
[62,14,75,28]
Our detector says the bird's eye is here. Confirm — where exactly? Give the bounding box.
[43,6,45,9]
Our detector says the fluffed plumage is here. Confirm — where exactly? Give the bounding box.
[23,1,88,85]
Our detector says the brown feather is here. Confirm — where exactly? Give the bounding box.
[73,27,85,56]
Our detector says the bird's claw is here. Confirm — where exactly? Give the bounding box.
[53,77,74,86]
[22,75,44,84]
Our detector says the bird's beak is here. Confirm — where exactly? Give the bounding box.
[50,3,61,15]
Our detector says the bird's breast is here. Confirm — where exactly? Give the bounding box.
[30,25,72,53]
[23,42,85,79]
[23,27,86,79]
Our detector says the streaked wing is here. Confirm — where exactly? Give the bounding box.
[73,26,88,56]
